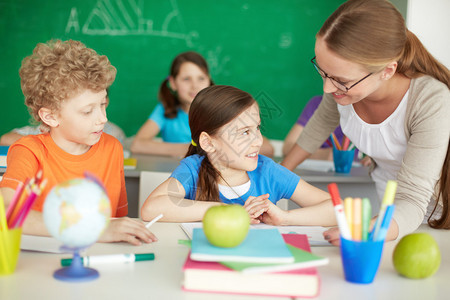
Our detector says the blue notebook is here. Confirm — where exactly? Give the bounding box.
[190,228,294,264]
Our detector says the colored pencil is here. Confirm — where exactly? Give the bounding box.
[0,192,8,232]
[5,182,24,220]
[352,198,362,241]
[344,197,353,235]
[330,133,342,150]
[342,136,350,151]
[361,198,372,241]
[375,205,395,241]
[0,191,11,273]
[372,180,397,241]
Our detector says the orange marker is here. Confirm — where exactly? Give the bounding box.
[352,198,362,240]
[331,133,342,150]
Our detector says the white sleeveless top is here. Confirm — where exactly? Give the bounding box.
[338,90,441,223]
[338,91,409,202]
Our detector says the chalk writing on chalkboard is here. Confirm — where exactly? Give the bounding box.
[205,46,232,77]
[65,0,197,46]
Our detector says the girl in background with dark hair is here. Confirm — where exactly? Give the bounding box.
[141,85,335,225]
[131,51,212,157]
[281,0,450,244]
[131,52,274,157]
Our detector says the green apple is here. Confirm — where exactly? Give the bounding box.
[393,233,441,279]
[202,205,250,248]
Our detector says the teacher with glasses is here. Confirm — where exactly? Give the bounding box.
[282,0,450,245]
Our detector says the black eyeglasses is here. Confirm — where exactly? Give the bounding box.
[311,56,372,92]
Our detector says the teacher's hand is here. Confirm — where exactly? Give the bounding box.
[323,227,341,246]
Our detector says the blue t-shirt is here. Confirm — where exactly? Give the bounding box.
[170,154,300,205]
[149,103,191,143]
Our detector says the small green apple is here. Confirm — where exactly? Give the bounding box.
[393,233,441,279]
[202,205,250,248]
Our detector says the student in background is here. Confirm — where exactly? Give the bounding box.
[281,0,450,244]
[141,85,336,226]
[131,51,211,157]
[283,95,343,160]
[283,95,370,165]
[0,39,157,245]
[130,51,274,158]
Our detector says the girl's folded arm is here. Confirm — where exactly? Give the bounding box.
[283,179,336,226]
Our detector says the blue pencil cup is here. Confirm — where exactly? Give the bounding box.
[340,236,384,284]
[333,149,355,173]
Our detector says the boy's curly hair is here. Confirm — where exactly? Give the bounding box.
[19,39,117,126]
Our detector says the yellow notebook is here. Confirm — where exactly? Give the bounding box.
[123,158,137,170]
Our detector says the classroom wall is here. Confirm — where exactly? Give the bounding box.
[0,0,344,140]
[3,0,432,142]
[407,0,450,69]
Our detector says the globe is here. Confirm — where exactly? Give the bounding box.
[43,177,111,249]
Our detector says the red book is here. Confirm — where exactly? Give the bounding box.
[182,234,321,298]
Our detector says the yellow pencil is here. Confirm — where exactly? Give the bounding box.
[331,133,342,150]
[352,198,362,241]
[344,197,353,237]
[0,191,11,273]
[0,191,8,231]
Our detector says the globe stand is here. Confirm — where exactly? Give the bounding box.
[53,248,99,282]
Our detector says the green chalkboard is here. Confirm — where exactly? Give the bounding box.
[0,0,345,140]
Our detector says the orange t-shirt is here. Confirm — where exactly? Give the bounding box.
[0,133,127,217]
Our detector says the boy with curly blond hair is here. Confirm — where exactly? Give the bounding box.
[0,40,157,245]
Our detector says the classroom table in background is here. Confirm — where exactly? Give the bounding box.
[0,223,448,299]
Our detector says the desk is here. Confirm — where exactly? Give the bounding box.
[125,155,378,218]
[1,223,449,299]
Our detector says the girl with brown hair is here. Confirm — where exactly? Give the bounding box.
[131,52,274,157]
[131,51,213,157]
[142,85,336,225]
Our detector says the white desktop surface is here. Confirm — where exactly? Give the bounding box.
[1,223,449,300]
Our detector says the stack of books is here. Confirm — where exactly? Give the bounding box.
[182,228,328,298]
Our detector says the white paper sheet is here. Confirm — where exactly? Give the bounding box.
[20,235,66,253]
[296,159,361,173]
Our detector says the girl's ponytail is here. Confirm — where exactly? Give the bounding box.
[196,157,221,202]
[185,140,221,201]
[158,78,178,118]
